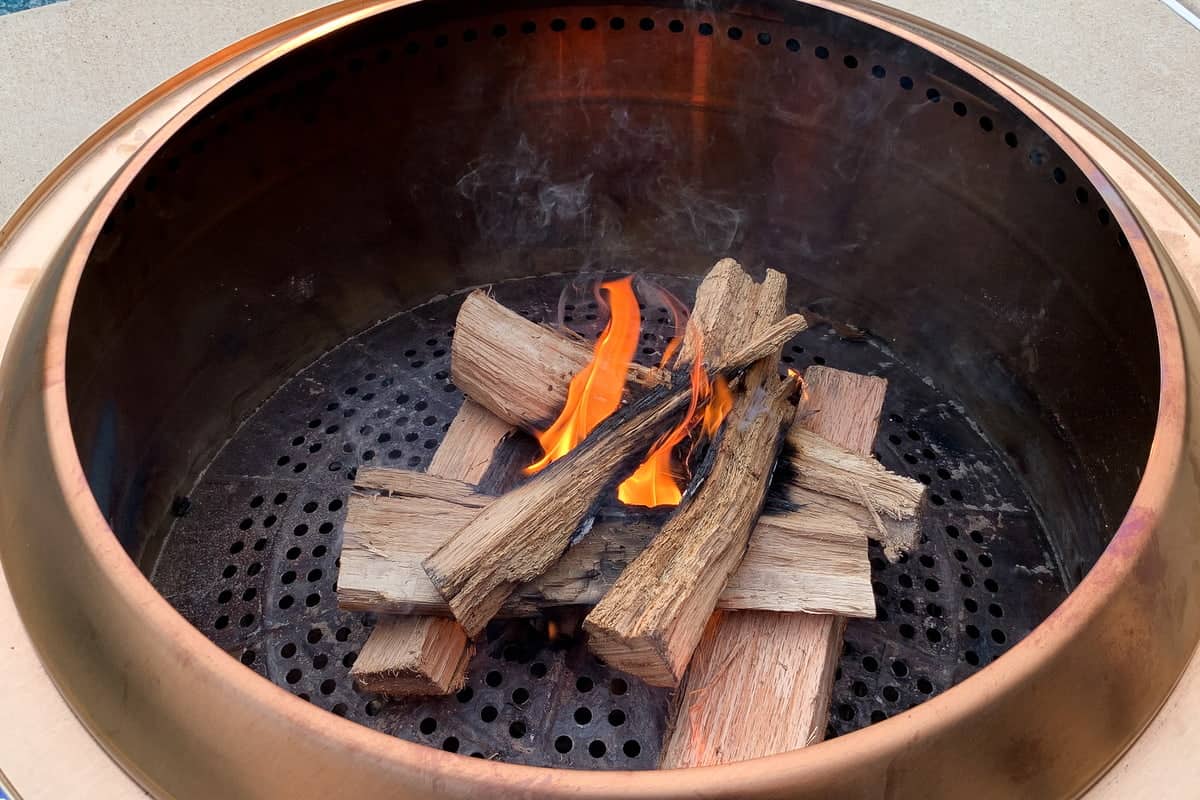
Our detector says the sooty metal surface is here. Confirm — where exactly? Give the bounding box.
[150,274,1066,766]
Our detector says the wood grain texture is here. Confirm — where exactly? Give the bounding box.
[661,365,887,767]
[338,473,876,618]
[797,367,887,454]
[787,427,924,521]
[428,399,518,484]
[724,488,876,616]
[339,483,481,615]
[345,400,510,695]
[677,258,786,362]
[661,610,846,765]
[351,616,472,695]
[450,290,667,429]
[583,261,796,686]
[791,368,920,560]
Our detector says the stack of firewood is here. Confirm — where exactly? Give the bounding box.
[335,260,925,767]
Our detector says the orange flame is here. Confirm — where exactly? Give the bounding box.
[617,354,708,507]
[524,276,642,475]
[788,367,809,405]
[524,275,737,507]
[702,376,733,437]
[618,335,735,508]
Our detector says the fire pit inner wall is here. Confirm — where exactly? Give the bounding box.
[63,0,1159,768]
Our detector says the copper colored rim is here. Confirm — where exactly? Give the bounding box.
[5,0,1191,796]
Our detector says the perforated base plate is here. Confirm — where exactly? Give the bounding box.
[150,274,1067,767]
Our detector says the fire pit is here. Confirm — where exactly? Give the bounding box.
[1,0,1195,797]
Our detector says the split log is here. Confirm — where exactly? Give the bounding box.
[721,488,876,616]
[582,365,797,685]
[451,289,667,428]
[338,463,878,618]
[676,258,781,365]
[583,262,798,686]
[351,616,472,696]
[346,400,511,695]
[451,279,917,560]
[660,366,885,767]
[787,426,923,560]
[787,427,923,522]
[422,311,806,637]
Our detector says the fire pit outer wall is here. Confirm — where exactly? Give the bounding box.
[0,1,1195,798]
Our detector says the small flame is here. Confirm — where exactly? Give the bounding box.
[788,367,809,404]
[702,375,733,437]
[525,276,642,475]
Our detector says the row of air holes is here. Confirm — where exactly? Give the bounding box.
[780,342,828,368]
[244,494,340,612]
[870,409,1014,663]
[113,12,1131,262]
[421,670,641,758]
[885,414,959,506]
[832,653,935,727]
[370,13,1125,249]
[289,385,448,472]
[873,534,1009,653]
[213,490,299,630]
[780,343,958,655]
[943,522,1010,660]
[239,625,357,671]
[780,359,1010,668]
[275,627,360,716]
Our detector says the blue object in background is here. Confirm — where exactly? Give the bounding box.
[0,0,63,16]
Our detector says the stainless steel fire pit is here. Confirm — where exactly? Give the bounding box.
[2,1,1198,797]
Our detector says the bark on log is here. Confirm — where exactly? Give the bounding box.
[582,364,797,685]
[449,284,804,433]
[421,380,697,636]
[660,366,886,767]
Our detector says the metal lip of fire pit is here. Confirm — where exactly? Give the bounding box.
[0,0,1196,797]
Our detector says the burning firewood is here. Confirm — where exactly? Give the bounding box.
[661,366,889,767]
[338,455,882,618]
[582,262,799,686]
[336,259,922,708]
[452,287,667,429]
[421,302,807,636]
[450,285,918,557]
